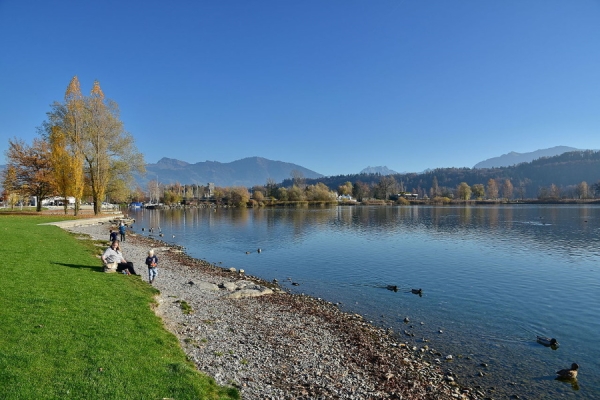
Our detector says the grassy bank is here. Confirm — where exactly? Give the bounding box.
[0,215,238,400]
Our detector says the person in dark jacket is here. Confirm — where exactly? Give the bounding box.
[119,223,126,242]
[145,249,158,284]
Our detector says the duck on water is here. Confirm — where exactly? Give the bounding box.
[556,363,579,380]
[537,336,559,349]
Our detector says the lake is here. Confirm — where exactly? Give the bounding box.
[128,204,600,399]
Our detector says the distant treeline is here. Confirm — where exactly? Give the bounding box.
[283,150,600,200]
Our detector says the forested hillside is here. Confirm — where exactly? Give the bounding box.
[292,151,600,199]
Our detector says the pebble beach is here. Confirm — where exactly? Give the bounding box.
[65,220,473,399]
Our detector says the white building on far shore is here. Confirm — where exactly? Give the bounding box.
[41,196,76,206]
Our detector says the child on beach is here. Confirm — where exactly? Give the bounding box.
[145,249,158,284]
[109,229,118,242]
[119,222,126,242]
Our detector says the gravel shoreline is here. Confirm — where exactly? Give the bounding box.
[66,222,473,399]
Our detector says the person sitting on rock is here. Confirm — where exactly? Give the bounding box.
[101,240,137,275]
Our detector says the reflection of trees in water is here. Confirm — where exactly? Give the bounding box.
[269,207,338,238]
[137,205,600,258]
[142,209,163,232]
[463,206,599,256]
[336,205,600,258]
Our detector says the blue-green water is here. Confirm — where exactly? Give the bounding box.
[129,205,600,399]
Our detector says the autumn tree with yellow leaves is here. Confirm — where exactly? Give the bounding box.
[60,77,86,214]
[44,76,145,214]
[49,125,84,215]
[1,165,19,208]
[337,181,353,196]
[486,178,499,200]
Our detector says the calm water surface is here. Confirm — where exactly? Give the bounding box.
[129,205,600,399]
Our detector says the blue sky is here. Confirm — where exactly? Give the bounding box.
[1,1,599,177]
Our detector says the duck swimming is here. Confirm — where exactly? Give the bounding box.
[556,363,578,380]
[387,285,398,292]
[537,336,559,349]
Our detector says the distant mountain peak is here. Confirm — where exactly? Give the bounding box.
[359,166,399,175]
[473,146,582,169]
[155,157,190,168]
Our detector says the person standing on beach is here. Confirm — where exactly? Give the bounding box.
[145,249,158,284]
[119,222,126,242]
[101,240,138,275]
[109,229,118,242]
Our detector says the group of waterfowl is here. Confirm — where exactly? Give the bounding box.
[140,226,177,238]
[385,285,423,297]
[535,336,579,382]
[384,286,579,385]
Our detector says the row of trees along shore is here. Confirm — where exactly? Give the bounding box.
[154,179,339,207]
[152,176,600,208]
[2,76,144,214]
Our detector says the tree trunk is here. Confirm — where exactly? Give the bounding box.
[93,194,101,215]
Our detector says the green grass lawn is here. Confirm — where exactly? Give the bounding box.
[0,215,239,400]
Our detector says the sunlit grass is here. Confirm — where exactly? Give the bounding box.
[0,215,239,400]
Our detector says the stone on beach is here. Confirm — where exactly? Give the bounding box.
[226,286,274,299]
[218,280,274,298]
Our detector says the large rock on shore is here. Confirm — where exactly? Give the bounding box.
[219,280,274,298]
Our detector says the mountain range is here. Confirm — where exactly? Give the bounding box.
[136,156,323,188]
[139,146,588,187]
[473,146,582,169]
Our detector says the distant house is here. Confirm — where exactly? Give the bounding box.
[337,194,355,201]
[41,196,75,206]
[395,193,418,200]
